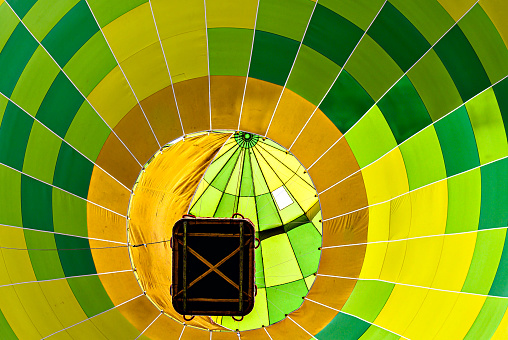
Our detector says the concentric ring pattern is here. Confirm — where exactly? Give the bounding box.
[0,0,506,339]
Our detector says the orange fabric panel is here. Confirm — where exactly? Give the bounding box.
[115,295,161,332]
[86,204,128,243]
[322,209,369,248]
[173,76,211,133]
[318,172,368,219]
[143,315,184,340]
[210,75,245,129]
[87,166,131,216]
[97,271,142,306]
[89,240,131,273]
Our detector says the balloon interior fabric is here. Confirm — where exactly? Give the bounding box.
[0,0,506,339]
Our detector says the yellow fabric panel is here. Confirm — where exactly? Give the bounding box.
[90,240,131,273]
[359,242,388,279]
[266,89,317,150]
[397,236,445,287]
[480,0,508,47]
[362,148,409,205]
[120,42,171,102]
[65,320,107,339]
[367,202,390,242]
[436,0,478,21]
[89,309,145,339]
[253,148,284,191]
[102,3,158,63]
[404,290,459,340]
[0,286,42,339]
[96,271,142,306]
[491,309,508,339]
[87,66,137,128]
[161,30,208,84]
[408,180,448,238]
[116,295,161,332]
[308,137,360,192]
[434,294,486,340]
[143,315,184,340]
[87,166,131,216]
[262,234,303,286]
[87,204,128,244]
[285,174,318,213]
[210,75,244,129]
[373,285,429,336]
[173,76,211,133]
[431,233,477,291]
[318,172,367,219]
[290,110,342,168]
[387,194,412,240]
[151,0,206,38]
[379,241,407,282]
[206,0,257,28]
[0,226,36,284]
[248,318,312,340]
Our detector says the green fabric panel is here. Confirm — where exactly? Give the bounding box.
[286,45,340,106]
[320,69,374,133]
[345,105,397,168]
[36,72,84,138]
[315,312,370,340]
[55,234,96,276]
[407,50,463,121]
[341,280,394,322]
[0,3,19,53]
[214,193,236,218]
[464,298,508,340]
[42,0,99,67]
[286,222,321,277]
[465,88,507,165]
[462,228,506,295]
[433,24,491,102]
[23,0,80,41]
[479,158,508,230]
[52,188,87,237]
[256,0,314,42]
[0,165,22,227]
[303,4,363,67]
[368,2,430,71]
[67,275,115,317]
[87,0,147,27]
[64,102,110,162]
[434,106,480,177]
[359,326,400,340]
[389,0,455,45]
[458,5,508,84]
[249,31,300,87]
[0,96,6,123]
[490,233,508,297]
[399,126,446,191]
[24,229,64,280]
[266,279,307,324]
[0,308,17,340]
[10,46,60,116]
[0,23,38,97]
[378,76,432,144]
[211,147,241,191]
[21,174,53,232]
[240,149,254,197]
[208,28,252,77]
[0,102,33,171]
[344,35,403,101]
[256,193,282,231]
[63,30,116,96]
[493,77,508,136]
[7,0,37,18]
[53,143,94,199]
[445,168,481,234]
[22,121,62,184]
[255,242,265,288]
[318,0,384,31]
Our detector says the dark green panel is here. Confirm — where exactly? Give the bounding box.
[266,279,307,324]
[249,31,299,86]
[434,106,480,177]
[316,311,370,340]
[493,76,508,137]
[21,174,53,232]
[368,2,430,71]
[42,0,99,67]
[240,150,254,197]
[378,76,432,144]
[0,308,17,340]
[0,102,33,171]
[214,193,236,218]
[67,276,115,317]
[24,229,64,280]
[303,4,363,66]
[490,234,508,297]
[0,23,38,96]
[6,0,37,18]
[320,69,374,133]
[53,143,94,199]
[55,234,96,277]
[434,25,491,101]
[479,158,507,230]
[36,72,84,138]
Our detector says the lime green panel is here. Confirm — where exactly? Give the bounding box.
[462,228,506,295]
[0,307,17,340]
[256,193,282,231]
[24,229,64,280]
[262,233,302,287]
[266,279,307,324]
[251,150,270,195]
[0,165,22,227]
[318,0,384,31]
[286,44,341,106]
[399,126,446,191]
[359,326,400,340]
[256,0,314,42]
[445,168,481,234]
[190,185,223,217]
[64,31,117,96]
[23,0,80,41]
[0,3,19,53]
[87,0,147,27]
[211,147,241,191]
[67,276,114,317]
[255,241,266,288]
[22,121,62,184]
[458,5,508,84]
[240,150,254,197]
[287,222,322,277]
[465,88,508,165]
[224,150,244,195]
[208,27,252,76]
[203,141,238,183]
[342,280,395,322]
[345,105,397,168]
[465,298,508,339]
[214,192,236,218]
[52,188,87,237]
[238,196,257,226]
[0,95,7,122]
